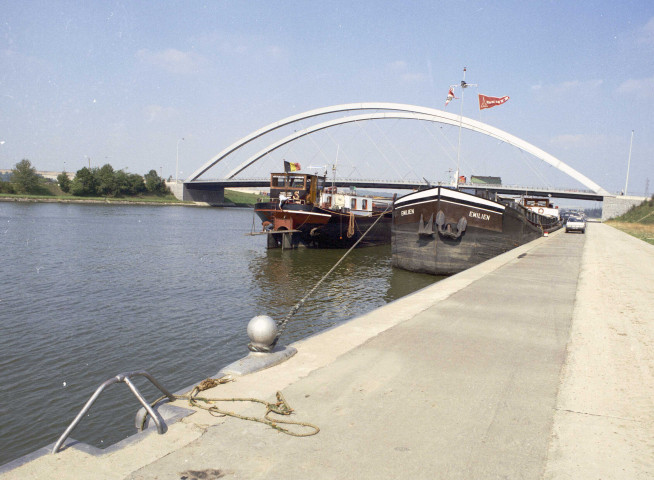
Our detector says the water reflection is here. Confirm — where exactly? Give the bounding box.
[248,245,441,345]
[0,203,441,466]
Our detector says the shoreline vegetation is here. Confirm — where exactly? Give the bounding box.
[0,158,262,207]
[606,195,654,245]
[0,193,190,206]
[0,188,261,207]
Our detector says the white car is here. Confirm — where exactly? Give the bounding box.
[565,216,586,234]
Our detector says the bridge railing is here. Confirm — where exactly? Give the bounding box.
[188,177,609,195]
[459,183,601,195]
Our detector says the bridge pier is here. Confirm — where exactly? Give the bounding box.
[167,182,226,205]
[183,183,225,205]
[167,182,184,200]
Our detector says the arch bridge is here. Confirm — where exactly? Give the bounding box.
[177,103,636,218]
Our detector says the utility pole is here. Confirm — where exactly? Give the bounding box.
[645,178,649,198]
[624,130,634,196]
[176,137,185,184]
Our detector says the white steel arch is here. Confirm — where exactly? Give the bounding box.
[225,112,458,178]
[190,102,609,195]
[187,103,383,181]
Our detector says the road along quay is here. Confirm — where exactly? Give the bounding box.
[2,223,652,479]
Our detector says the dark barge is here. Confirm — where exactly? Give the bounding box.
[391,186,560,275]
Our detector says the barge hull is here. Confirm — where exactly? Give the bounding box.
[256,201,391,249]
[392,187,545,275]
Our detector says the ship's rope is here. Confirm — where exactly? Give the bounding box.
[141,377,320,437]
[347,212,355,238]
[268,202,393,349]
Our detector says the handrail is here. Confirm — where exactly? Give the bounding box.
[52,370,175,454]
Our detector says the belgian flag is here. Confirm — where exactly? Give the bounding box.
[284,161,301,172]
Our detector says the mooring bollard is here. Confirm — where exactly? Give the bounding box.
[217,315,296,377]
[247,315,278,352]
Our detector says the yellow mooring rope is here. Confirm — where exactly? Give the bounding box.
[347,212,355,238]
[143,377,320,437]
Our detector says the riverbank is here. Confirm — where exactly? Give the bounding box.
[0,195,195,206]
[4,223,651,479]
[0,188,260,207]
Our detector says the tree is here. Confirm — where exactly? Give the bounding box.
[113,169,131,196]
[96,164,116,196]
[70,167,98,196]
[57,172,72,193]
[12,159,42,194]
[144,169,167,194]
[128,173,146,195]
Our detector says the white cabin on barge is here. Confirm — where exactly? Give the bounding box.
[521,196,560,220]
[319,186,392,216]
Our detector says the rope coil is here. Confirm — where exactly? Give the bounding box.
[142,377,319,437]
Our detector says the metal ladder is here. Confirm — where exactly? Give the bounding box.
[52,370,175,454]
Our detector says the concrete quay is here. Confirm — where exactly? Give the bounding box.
[2,223,652,479]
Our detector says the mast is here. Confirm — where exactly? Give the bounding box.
[332,144,339,192]
[624,130,634,196]
[455,69,466,189]
[454,67,476,189]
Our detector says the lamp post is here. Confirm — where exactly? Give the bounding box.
[624,130,634,196]
[175,137,185,183]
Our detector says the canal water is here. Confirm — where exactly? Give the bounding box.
[0,202,440,466]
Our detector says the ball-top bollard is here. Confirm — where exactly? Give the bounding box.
[247,315,278,352]
[220,315,297,375]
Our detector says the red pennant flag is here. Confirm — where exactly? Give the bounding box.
[478,94,510,110]
[445,88,458,107]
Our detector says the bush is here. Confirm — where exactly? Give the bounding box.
[0,179,16,194]
[57,172,72,193]
[144,170,169,195]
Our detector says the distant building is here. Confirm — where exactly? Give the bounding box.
[0,169,74,181]
[471,175,502,185]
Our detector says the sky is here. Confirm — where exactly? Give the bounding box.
[1,0,653,197]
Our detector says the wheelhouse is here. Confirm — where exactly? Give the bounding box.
[269,173,325,205]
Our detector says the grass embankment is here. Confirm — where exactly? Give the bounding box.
[606,196,654,245]
[1,189,264,207]
[223,189,265,207]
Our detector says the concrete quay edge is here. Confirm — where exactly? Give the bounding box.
[7,225,653,479]
[0,230,560,478]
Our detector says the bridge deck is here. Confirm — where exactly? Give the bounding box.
[186,178,609,201]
